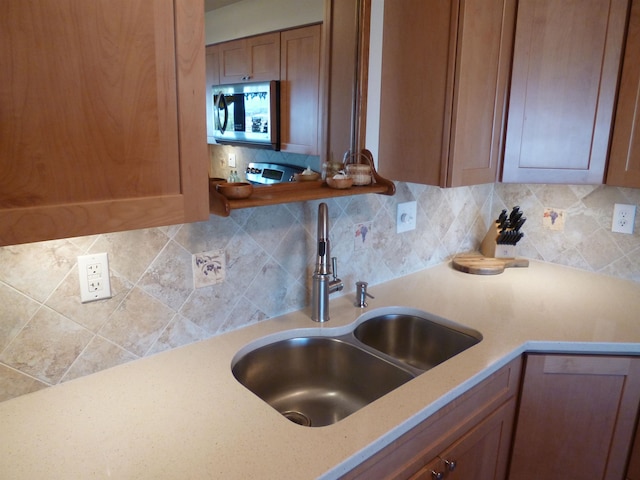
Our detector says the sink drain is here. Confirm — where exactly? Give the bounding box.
[282,411,312,427]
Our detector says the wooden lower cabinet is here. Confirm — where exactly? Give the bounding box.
[628,420,640,480]
[409,400,516,480]
[341,357,521,480]
[509,354,640,480]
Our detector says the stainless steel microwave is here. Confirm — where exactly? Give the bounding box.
[212,81,280,150]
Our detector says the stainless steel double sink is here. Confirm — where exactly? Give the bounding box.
[231,308,482,427]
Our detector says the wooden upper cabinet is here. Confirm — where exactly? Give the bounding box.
[502,0,628,184]
[280,24,322,155]
[448,0,516,186]
[509,354,640,480]
[0,0,209,246]
[218,32,280,83]
[377,0,516,187]
[608,0,640,188]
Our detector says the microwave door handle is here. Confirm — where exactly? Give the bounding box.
[215,93,228,134]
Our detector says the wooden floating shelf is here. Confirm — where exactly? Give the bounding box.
[209,148,396,217]
[209,179,395,217]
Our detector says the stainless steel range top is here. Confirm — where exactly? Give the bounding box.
[245,162,305,185]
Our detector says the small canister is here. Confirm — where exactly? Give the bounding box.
[345,164,372,185]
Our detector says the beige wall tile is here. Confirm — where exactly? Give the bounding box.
[0,307,93,384]
[61,336,138,382]
[0,364,48,402]
[0,283,39,352]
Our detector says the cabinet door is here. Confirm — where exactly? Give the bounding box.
[280,25,322,155]
[218,32,280,83]
[410,400,516,480]
[627,419,640,480]
[0,0,208,246]
[509,354,640,480]
[607,0,640,188]
[447,0,516,186]
[502,0,628,184]
[377,0,515,187]
[376,0,454,186]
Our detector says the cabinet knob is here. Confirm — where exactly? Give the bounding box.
[440,457,457,471]
[431,471,444,480]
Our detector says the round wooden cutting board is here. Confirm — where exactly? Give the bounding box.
[452,253,529,275]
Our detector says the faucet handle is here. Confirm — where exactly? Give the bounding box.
[331,257,339,280]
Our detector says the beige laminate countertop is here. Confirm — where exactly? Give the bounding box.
[1,260,639,479]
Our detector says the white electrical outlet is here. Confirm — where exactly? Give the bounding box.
[611,203,636,234]
[78,253,112,303]
[397,201,417,233]
[227,153,236,168]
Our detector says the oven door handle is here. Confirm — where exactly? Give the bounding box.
[215,92,228,134]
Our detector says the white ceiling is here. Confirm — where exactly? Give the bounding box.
[204,0,244,11]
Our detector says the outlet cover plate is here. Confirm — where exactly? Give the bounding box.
[78,252,112,303]
[612,203,636,234]
[397,201,417,233]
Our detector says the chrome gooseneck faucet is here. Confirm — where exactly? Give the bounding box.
[311,203,343,322]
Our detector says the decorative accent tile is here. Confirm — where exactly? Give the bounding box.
[354,222,373,251]
[192,249,226,289]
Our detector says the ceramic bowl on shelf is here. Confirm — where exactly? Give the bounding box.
[294,171,320,182]
[326,176,353,189]
[216,182,253,200]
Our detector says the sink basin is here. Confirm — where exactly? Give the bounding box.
[232,309,482,427]
[354,313,481,371]
[232,336,414,427]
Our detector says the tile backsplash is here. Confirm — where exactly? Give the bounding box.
[1,183,638,402]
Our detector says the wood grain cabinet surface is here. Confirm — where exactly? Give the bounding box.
[509,354,640,480]
[376,0,516,187]
[279,24,322,155]
[0,0,209,246]
[218,32,280,83]
[341,357,521,480]
[502,0,628,184]
[627,420,640,480]
[607,0,640,188]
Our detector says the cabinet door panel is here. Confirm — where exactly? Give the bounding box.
[247,33,280,81]
[448,0,515,186]
[510,354,640,480]
[628,419,640,480]
[377,0,455,186]
[280,25,321,155]
[607,0,640,188]
[218,38,249,82]
[503,0,628,184]
[444,400,515,480]
[377,0,516,187]
[0,0,208,245]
